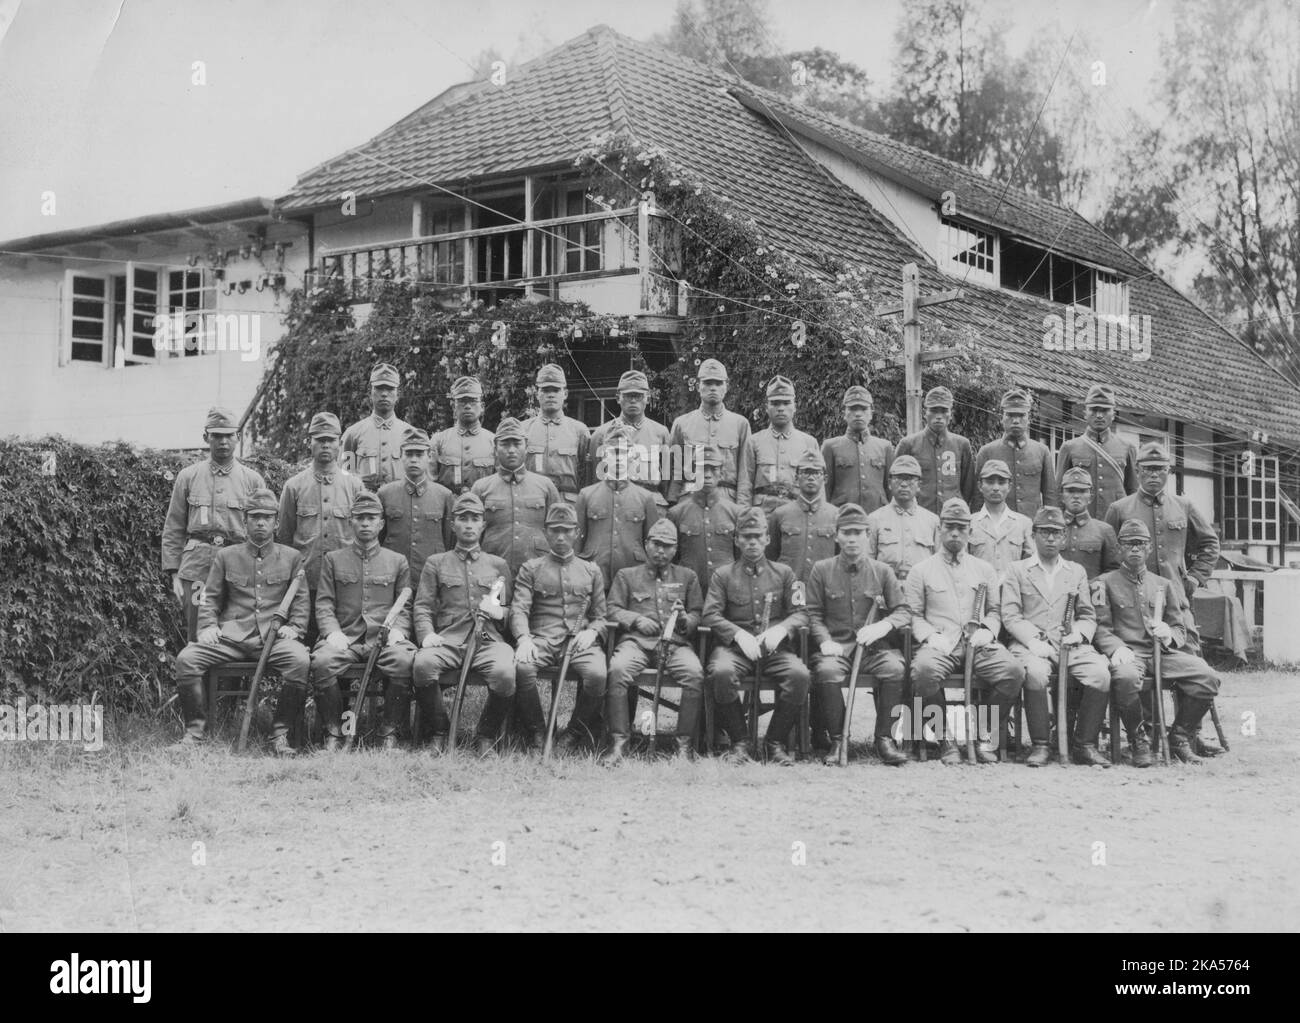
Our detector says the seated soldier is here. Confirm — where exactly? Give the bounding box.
[1002,506,1113,767]
[171,487,310,754]
[905,498,1026,765]
[310,492,416,751]
[806,503,910,767]
[1094,519,1223,765]
[603,519,705,764]
[511,503,609,754]
[411,493,513,757]
[703,507,810,766]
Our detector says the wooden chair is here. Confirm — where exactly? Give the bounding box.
[205,662,373,749]
[700,625,811,757]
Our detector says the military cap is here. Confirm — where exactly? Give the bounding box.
[1032,506,1067,530]
[697,358,728,381]
[617,370,649,393]
[1000,388,1032,412]
[400,427,431,451]
[1136,442,1171,466]
[449,376,483,399]
[795,449,826,472]
[835,503,869,529]
[204,406,238,434]
[370,363,400,388]
[494,417,525,442]
[736,507,768,534]
[1118,519,1151,542]
[535,363,567,387]
[545,502,579,528]
[766,375,796,400]
[979,459,1011,480]
[924,386,954,410]
[452,492,485,517]
[843,385,873,407]
[1060,467,1092,490]
[890,454,922,477]
[697,444,723,468]
[939,498,972,524]
[308,411,341,438]
[245,488,279,515]
[647,519,679,545]
[351,492,384,516]
[1083,383,1116,409]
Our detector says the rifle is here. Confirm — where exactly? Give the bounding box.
[1056,592,1077,767]
[345,587,413,751]
[644,602,683,742]
[542,632,577,761]
[751,592,775,747]
[446,577,505,757]
[236,571,305,753]
[961,583,989,763]
[839,595,883,767]
[1150,584,1171,765]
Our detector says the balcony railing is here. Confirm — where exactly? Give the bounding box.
[312,204,683,320]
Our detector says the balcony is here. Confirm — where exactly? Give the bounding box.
[314,201,684,332]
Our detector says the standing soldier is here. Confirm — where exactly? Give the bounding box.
[865,455,940,583]
[341,363,411,491]
[603,519,705,764]
[161,406,265,643]
[1055,383,1138,518]
[511,503,609,754]
[739,375,821,515]
[276,411,364,639]
[1002,506,1113,767]
[1094,519,1223,765]
[666,358,751,504]
[411,493,513,756]
[170,488,309,752]
[822,385,893,513]
[967,460,1034,580]
[976,388,1056,516]
[905,499,1026,765]
[768,449,838,583]
[703,507,810,766]
[893,386,976,513]
[576,425,660,591]
[471,417,561,577]
[522,363,590,504]
[1059,467,1121,579]
[588,369,672,508]
[310,492,416,751]
[378,427,453,579]
[430,376,495,495]
[807,504,910,767]
[667,444,740,592]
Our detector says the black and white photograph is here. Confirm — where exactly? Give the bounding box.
[0,0,1295,953]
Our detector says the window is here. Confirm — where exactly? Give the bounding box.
[163,269,216,357]
[939,217,995,285]
[1221,453,1279,544]
[576,390,617,428]
[66,273,110,364]
[562,190,603,275]
[1095,271,1128,320]
[64,265,211,366]
[427,207,465,286]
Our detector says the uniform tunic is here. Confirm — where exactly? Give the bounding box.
[276,467,365,588]
[470,467,560,577]
[411,545,514,694]
[767,495,838,582]
[866,500,940,581]
[1056,430,1138,519]
[1001,556,1108,692]
[821,431,893,513]
[430,424,496,495]
[967,505,1034,580]
[667,489,740,591]
[1103,490,1219,593]
[311,542,415,685]
[510,551,608,695]
[378,475,454,579]
[739,426,822,514]
[1060,512,1121,580]
[666,406,751,502]
[975,436,1056,517]
[341,413,411,490]
[588,415,672,506]
[893,429,976,513]
[575,480,660,590]
[521,414,590,502]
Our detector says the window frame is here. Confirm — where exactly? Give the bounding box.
[1221,452,1279,545]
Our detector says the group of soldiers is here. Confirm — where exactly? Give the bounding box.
[162,359,1224,767]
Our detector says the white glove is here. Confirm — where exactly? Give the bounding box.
[421,632,444,649]
[1028,638,1055,659]
[1152,621,1174,644]
[276,625,297,641]
[819,640,844,658]
[171,574,185,604]
[478,593,505,620]
[198,625,222,646]
[386,629,407,647]
[1111,647,1135,666]
[515,636,537,664]
[1061,629,1085,647]
[735,629,762,661]
[927,632,957,656]
[325,630,350,652]
[572,628,598,652]
[856,620,892,647]
[758,625,788,654]
[968,628,995,649]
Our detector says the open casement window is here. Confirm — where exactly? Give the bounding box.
[163,268,217,357]
[562,189,604,275]
[938,217,997,287]
[1222,453,1279,544]
[64,265,213,365]
[64,271,112,365]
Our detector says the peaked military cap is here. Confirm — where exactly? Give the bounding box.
[979,459,1011,480]
[836,503,869,529]
[1118,519,1151,542]
[351,492,383,516]
[736,507,768,533]
[370,363,400,387]
[205,406,238,434]
[939,498,972,524]
[545,502,578,528]
[452,492,485,516]
[924,386,954,410]
[1060,467,1093,490]
[890,454,922,477]
[245,488,279,515]
[766,375,796,399]
[1033,506,1066,530]
[795,449,826,472]
[535,364,567,387]
[308,411,341,438]
[1083,383,1116,409]
[647,519,679,544]
[617,370,649,393]
[1136,442,1171,466]
[400,427,431,451]
[494,417,526,442]
[843,385,873,407]
[449,376,483,399]
[697,358,728,381]
[1000,388,1032,412]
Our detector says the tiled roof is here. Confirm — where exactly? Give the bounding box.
[278,25,1300,448]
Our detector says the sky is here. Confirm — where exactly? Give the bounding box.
[0,0,1178,241]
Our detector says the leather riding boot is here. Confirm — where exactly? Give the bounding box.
[937,738,962,765]
[600,734,629,767]
[1025,742,1052,767]
[315,683,344,752]
[1071,743,1112,766]
[975,739,1001,765]
[822,738,843,766]
[515,688,547,753]
[415,685,449,747]
[378,683,410,751]
[269,682,307,757]
[559,688,604,751]
[170,680,208,748]
[766,739,795,766]
[875,735,907,766]
[723,740,752,764]
[606,685,631,738]
[476,692,510,745]
[808,685,830,752]
[1073,687,1109,750]
[1118,702,1153,767]
[1170,695,1210,763]
[676,688,703,745]
[767,701,798,752]
[1024,687,1051,747]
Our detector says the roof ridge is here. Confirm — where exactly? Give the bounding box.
[595,26,631,137]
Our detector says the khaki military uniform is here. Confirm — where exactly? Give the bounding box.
[575,479,660,591]
[767,495,838,582]
[866,500,940,581]
[470,467,560,576]
[430,425,496,495]
[276,467,365,589]
[522,414,590,503]
[739,426,822,515]
[1056,430,1138,519]
[893,430,976,514]
[666,406,751,502]
[1061,512,1121,580]
[589,415,672,507]
[821,432,892,513]
[341,413,411,490]
[975,437,1056,518]
[378,475,454,579]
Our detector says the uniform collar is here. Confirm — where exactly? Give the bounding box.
[740,556,769,575]
[1026,553,1062,575]
[699,405,724,421]
[838,552,866,573]
[540,412,564,425]
[455,544,481,561]
[209,459,234,477]
[313,465,335,484]
[548,549,576,565]
[353,540,381,559]
[498,466,528,483]
[1002,435,1027,449]
[941,549,965,566]
[1121,564,1147,583]
[649,562,673,580]
[1066,510,1090,526]
[247,538,274,559]
[1085,427,1111,443]
[845,428,872,442]
[457,424,481,436]
[604,478,630,492]
[372,413,395,430]
[405,476,428,497]
[768,425,793,440]
[1140,489,1164,507]
[796,494,822,513]
[619,414,644,430]
[691,487,720,508]
[890,500,916,516]
[925,427,948,444]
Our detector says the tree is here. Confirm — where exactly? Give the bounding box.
[655,0,777,73]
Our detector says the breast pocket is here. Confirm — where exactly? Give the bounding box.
[815,526,835,540]
[225,570,252,589]
[835,457,855,471]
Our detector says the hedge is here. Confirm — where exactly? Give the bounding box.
[0,437,296,712]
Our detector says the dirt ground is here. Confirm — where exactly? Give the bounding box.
[2,667,1296,932]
